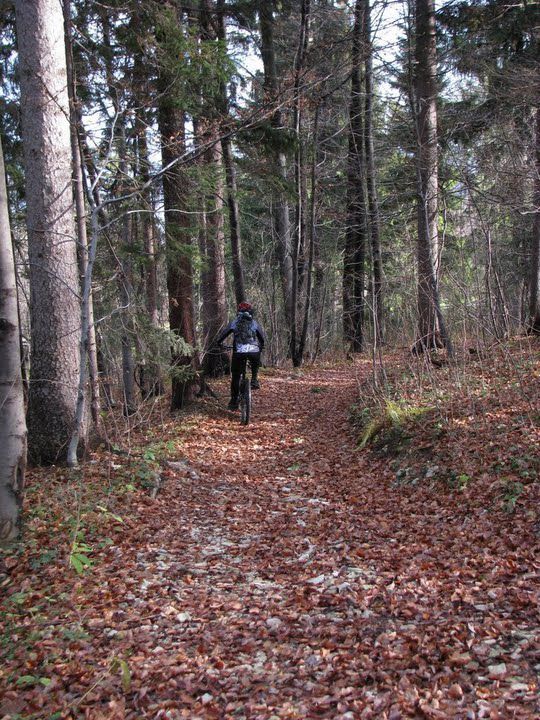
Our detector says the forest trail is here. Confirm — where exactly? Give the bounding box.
[91,363,538,719]
[2,362,539,719]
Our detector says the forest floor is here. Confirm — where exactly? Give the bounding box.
[1,340,540,720]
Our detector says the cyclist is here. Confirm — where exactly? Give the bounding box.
[215,301,266,410]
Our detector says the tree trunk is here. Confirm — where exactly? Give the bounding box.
[15,0,83,463]
[77,121,126,412]
[343,0,367,354]
[259,0,294,326]
[157,6,196,409]
[216,0,246,305]
[119,216,137,417]
[528,106,540,333]
[222,136,246,304]
[199,121,229,374]
[64,0,101,432]
[363,0,384,347]
[96,334,115,409]
[297,104,319,366]
[137,121,164,395]
[198,1,229,376]
[132,22,164,396]
[414,0,451,355]
[290,0,311,367]
[0,136,26,542]
[112,124,138,417]
[67,206,100,465]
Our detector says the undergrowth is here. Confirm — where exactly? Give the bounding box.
[351,339,540,511]
[0,408,193,714]
[351,399,432,451]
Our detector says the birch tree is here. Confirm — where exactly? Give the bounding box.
[0,136,26,542]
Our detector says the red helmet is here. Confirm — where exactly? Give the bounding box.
[238,301,252,312]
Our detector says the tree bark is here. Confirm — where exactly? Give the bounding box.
[297,104,319,366]
[112,145,137,418]
[67,206,100,465]
[0,136,26,542]
[290,0,311,367]
[198,1,229,375]
[96,334,115,409]
[157,4,196,409]
[259,0,294,326]
[221,137,246,304]
[204,135,228,340]
[414,0,451,354]
[64,0,101,432]
[137,119,164,395]
[343,0,367,354]
[15,0,83,463]
[119,212,137,417]
[216,0,246,305]
[131,14,164,396]
[528,106,540,333]
[363,0,384,347]
[198,121,229,374]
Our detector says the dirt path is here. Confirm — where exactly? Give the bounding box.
[95,364,538,719]
[3,364,538,719]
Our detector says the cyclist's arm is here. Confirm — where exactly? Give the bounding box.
[255,323,266,351]
[214,322,234,347]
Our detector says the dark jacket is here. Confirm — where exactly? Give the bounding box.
[216,311,265,354]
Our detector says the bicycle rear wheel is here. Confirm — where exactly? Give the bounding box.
[240,378,251,425]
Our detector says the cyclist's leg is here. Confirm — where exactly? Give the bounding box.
[249,352,261,389]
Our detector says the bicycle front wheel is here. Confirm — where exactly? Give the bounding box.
[240,380,251,425]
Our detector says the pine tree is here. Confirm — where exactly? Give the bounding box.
[413,0,451,354]
[15,0,85,462]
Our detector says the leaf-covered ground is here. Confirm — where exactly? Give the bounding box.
[1,344,539,719]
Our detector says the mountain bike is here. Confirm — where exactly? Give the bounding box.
[221,345,252,425]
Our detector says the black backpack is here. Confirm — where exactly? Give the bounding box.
[235,312,257,345]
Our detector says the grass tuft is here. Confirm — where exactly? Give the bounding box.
[358,400,430,449]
